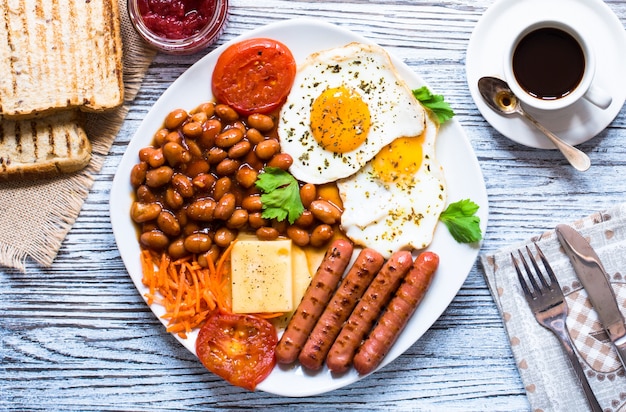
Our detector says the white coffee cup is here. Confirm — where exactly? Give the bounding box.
[503,20,612,111]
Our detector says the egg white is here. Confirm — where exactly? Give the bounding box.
[278,42,426,184]
[337,112,446,258]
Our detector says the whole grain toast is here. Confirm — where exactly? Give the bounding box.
[0,0,124,119]
[0,111,92,179]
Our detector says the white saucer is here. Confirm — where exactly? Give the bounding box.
[466,0,626,149]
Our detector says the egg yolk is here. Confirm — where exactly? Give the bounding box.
[371,132,425,184]
[310,86,371,153]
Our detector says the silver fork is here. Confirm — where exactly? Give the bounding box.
[512,243,602,412]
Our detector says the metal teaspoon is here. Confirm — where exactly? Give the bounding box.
[477,76,591,172]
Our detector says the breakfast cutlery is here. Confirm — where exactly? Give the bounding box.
[478,76,591,172]
[512,243,602,412]
[555,224,626,370]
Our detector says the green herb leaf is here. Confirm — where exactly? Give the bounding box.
[255,167,304,224]
[439,199,482,243]
[412,86,455,124]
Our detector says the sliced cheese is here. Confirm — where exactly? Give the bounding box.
[291,245,313,307]
[231,239,294,314]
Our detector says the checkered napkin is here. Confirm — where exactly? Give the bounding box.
[481,203,626,412]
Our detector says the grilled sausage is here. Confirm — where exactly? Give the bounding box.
[353,251,439,375]
[275,239,354,364]
[326,250,413,373]
[298,248,385,370]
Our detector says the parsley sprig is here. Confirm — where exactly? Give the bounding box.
[439,199,482,243]
[255,167,304,224]
[412,86,455,124]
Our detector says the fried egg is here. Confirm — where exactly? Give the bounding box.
[278,42,426,184]
[337,112,446,258]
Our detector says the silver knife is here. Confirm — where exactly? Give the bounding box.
[555,223,626,370]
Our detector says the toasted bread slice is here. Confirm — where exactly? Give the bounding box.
[0,111,92,179]
[0,0,124,119]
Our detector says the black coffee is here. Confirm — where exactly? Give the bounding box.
[512,27,585,100]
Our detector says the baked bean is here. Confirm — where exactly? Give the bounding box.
[242,195,263,212]
[309,199,342,224]
[216,158,241,176]
[214,227,237,248]
[182,121,203,138]
[235,165,258,189]
[232,121,247,134]
[213,177,231,201]
[248,212,267,229]
[294,209,314,228]
[198,245,221,268]
[171,174,194,198]
[256,226,279,241]
[175,208,188,228]
[145,166,173,188]
[139,147,165,168]
[246,128,265,145]
[182,222,200,236]
[215,128,244,148]
[195,102,215,118]
[254,138,280,160]
[287,226,310,247]
[164,108,188,130]
[136,185,157,203]
[192,173,216,191]
[215,104,239,122]
[165,130,182,145]
[190,111,208,125]
[207,147,227,165]
[187,198,216,221]
[168,238,188,260]
[157,210,181,236]
[247,113,274,132]
[272,219,288,234]
[185,159,210,177]
[184,233,212,254]
[199,119,222,149]
[242,150,264,171]
[153,128,169,146]
[227,140,251,159]
[227,209,248,229]
[163,142,191,166]
[130,162,147,188]
[299,184,317,208]
[310,224,334,247]
[214,193,236,220]
[131,202,162,223]
[267,153,293,170]
[164,187,184,209]
[140,230,169,251]
[186,139,203,158]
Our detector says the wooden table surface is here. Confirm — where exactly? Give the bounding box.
[3,0,626,410]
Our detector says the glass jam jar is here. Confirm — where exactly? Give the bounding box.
[128,0,229,55]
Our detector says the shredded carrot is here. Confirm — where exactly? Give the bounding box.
[141,248,234,339]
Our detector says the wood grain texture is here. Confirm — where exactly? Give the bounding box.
[3,0,626,410]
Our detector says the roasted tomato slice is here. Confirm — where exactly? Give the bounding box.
[212,38,296,115]
[196,311,278,391]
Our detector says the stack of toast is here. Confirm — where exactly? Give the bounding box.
[0,0,124,179]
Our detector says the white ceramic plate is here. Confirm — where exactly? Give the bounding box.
[466,0,626,149]
[110,18,488,397]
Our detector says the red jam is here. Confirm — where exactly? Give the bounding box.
[137,0,217,40]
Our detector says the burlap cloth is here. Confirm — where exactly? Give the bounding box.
[0,0,156,272]
[481,203,626,412]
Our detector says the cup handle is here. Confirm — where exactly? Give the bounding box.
[584,84,612,109]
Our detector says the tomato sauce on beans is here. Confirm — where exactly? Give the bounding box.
[130,101,341,266]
